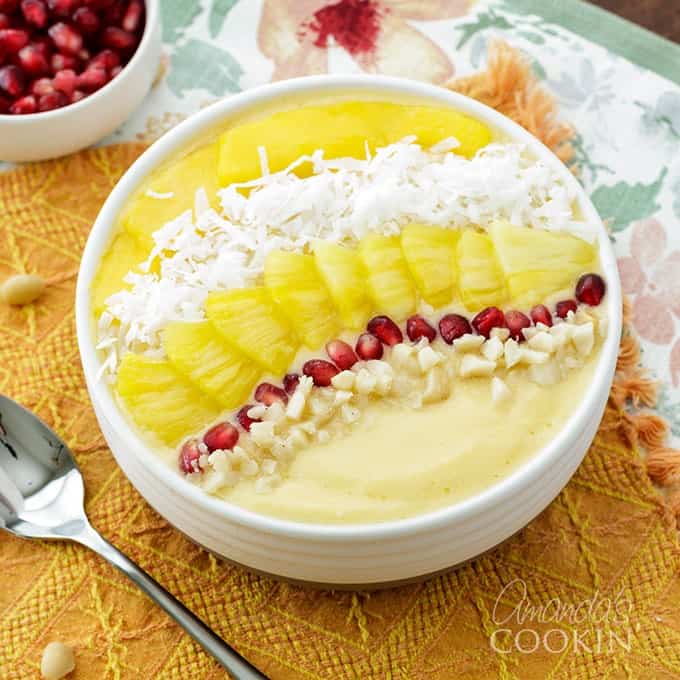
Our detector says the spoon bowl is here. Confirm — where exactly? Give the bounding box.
[0,394,266,680]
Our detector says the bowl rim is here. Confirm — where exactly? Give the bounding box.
[75,74,622,542]
[0,0,159,122]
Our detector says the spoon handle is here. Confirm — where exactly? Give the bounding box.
[75,521,267,679]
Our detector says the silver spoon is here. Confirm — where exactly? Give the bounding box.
[0,394,267,680]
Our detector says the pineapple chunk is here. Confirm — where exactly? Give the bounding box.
[164,321,261,408]
[116,353,220,446]
[359,234,416,320]
[401,224,459,308]
[122,142,220,250]
[206,287,298,375]
[490,220,597,306]
[264,251,340,349]
[457,230,507,310]
[385,104,492,158]
[313,241,372,328]
[218,101,492,185]
[91,232,148,316]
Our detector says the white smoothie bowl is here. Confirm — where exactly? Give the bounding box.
[75,75,622,587]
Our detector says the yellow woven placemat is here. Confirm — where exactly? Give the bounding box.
[2,45,680,679]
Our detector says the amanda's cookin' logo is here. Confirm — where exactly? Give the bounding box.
[489,578,634,655]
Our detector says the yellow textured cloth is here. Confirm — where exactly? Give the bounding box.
[2,58,680,679]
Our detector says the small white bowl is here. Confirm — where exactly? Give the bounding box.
[76,76,622,587]
[0,0,160,163]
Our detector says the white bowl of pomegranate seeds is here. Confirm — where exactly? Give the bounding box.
[0,0,159,161]
[76,76,622,586]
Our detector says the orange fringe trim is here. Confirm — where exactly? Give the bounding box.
[455,41,680,526]
[449,40,574,163]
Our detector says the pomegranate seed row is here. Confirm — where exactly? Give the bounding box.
[179,272,605,473]
[0,0,144,114]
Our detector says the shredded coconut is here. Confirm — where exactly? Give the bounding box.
[100,138,597,371]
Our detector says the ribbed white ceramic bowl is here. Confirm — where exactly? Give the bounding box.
[76,76,622,587]
[0,0,160,162]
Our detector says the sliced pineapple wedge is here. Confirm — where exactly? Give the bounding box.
[164,320,261,409]
[206,287,298,375]
[359,234,417,320]
[457,230,507,310]
[116,353,221,446]
[401,224,459,308]
[313,240,372,329]
[91,231,149,316]
[490,220,597,306]
[122,142,221,251]
[264,251,340,349]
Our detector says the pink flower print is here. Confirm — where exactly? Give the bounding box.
[258,0,465,83]
[618,218,680,345]
[617,218,680,381]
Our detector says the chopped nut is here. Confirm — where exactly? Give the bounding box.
[423,365,450,403]
[341,404,361,423]
[491,376,511,403]
[354,368,377,394]
[453,333,485,352]
[504,339,522,368]
[1,273,45,306]
[571,322,594,356]
[417,345,442,373]
[286,390,306,420]
[490,327,510,342]
[550,323,572,347]
[316,429,330,444]
[41,642,75,680]
[481,336,504,362]
[520,348,550,365]
[459,354,496,377]
[247,404,267,420]
[249,421,275,447]
[528,331,555,354]
[331,370,355,390]
[297,375,314,396]
[263,401,285,423]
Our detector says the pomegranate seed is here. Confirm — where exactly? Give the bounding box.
[471,307,506,338]
[9,93,36,113]
[367,315,403,346]
[89,47,119,70]
[203,422,239,452]
[31,36,52,59]
[236,404,260,432]
[0,93,11,112]
[575,273,606,306]
[101,25,136,50]
[21,0,47,27]
[83,0,116,8]
[30,76,53,95]
[530,304,553,327]
[254,382,289,406]
[438,314,472,344]
[17,45,49,75]
[283,373,300,394]
[0,14,9,29]
[121,0,142,32]
[0,64,25,96]
[505,310,531,342]
[48,22,82,55]
[52,66,75,93]
[72,6,100,33]
[178,439,201,474]
[50,51,77,71]
[110,64,121,77]
[69,87,83,101]
[355,332,383,360]
[326,339,358,370]
[0,0,18,10]
[0,28,30,53]
[303,359,340,387]
[555,299,577,319]
[46,0,76,16]
[406,315,436,343]
[76,65,107,90]
[37,89,66,110]
[101,0,124,23]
